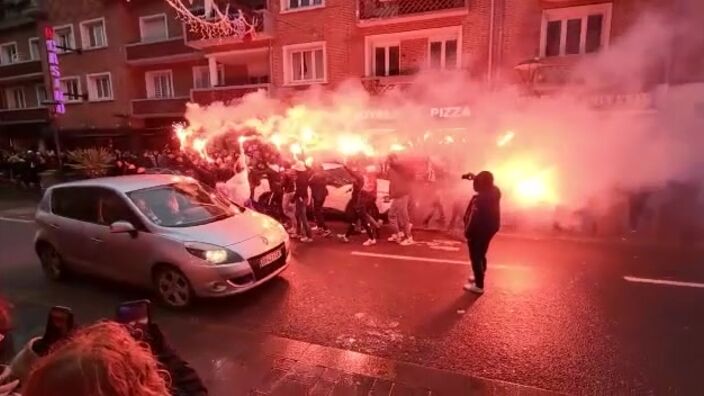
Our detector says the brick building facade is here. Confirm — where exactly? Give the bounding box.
[0,0,700,149]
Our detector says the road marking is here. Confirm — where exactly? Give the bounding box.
[0,216,34,224]
[624,276,704,289]
[350,251,516,269]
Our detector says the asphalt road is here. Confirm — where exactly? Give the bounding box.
[1,213,703,394]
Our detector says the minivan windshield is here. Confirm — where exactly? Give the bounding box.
[128,181,237,227]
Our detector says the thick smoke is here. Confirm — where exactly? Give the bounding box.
[182,3,704,232]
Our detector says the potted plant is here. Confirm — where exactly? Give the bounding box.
[66,148,115,179]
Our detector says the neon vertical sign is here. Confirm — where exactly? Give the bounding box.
[44,26,65,115]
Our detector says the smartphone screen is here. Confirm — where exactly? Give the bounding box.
[43,306,74,345]
[116,300,150,327]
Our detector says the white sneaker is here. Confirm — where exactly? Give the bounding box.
[387,233,402,242]
[399,237,414,246]
[463,283,484,294]
[337,234,350,243]
[468,275,475,282]
[300,237,313,243]
[311,225,319,231]
[362,239,376,246]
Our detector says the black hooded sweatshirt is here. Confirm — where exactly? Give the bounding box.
[464,172,501,238]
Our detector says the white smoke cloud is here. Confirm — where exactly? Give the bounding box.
[180,2,704,231]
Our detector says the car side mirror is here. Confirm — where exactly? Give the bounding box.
[110,221,136,235]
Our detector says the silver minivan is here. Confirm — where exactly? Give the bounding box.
[35,174,290,308]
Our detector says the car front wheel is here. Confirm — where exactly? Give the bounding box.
[153,266,194,309]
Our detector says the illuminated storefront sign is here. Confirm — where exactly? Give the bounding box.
[44,26,65,115]
[360,106,472,120]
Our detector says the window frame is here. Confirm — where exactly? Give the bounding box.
[282,41,327,85]
[28,37,41,61]
[53,24,76,55]
[139,13,169,43]
[280,0,324,14]
[540,3,612,58]
[372,41,400,77]
[60,76,83,104]
[428,36,459,70]
[86,72,114,102]
[4,86,27,109]
[35,84,47,107]
[0,42,18,64]
[145,69,174,99]
[192,64,225,89]
[79,17,108,50]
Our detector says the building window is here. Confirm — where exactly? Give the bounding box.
[192,65,224,89]
[60,77,82,103]
[541,4,611,57]
[372,44,400,77]
[283,0,323,12]
[284,42,326,84]
[0,42,18,64]
[54,25,76,54]
[145,70,174,98]
[429,38,458,69]
[139,14,168,42]
[29,38,40,60]
[87,73,113,101]
[80,18,107,49]
[5,87,27,109]
[35,84,47,106]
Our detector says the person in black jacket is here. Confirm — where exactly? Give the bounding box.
[292,161,313,242]
[462,171,501,294]
[309,164,331,237]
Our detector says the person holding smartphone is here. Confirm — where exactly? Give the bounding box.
[116,300,208,396]
[462,171,501,294]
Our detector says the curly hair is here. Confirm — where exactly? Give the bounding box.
[23,321,171,396]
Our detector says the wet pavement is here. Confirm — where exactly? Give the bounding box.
[1,194,703,394]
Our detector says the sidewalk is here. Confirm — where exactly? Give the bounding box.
[5,298,559,396]
[164,315,562,396]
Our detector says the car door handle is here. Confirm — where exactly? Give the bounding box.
[90,237,103,243]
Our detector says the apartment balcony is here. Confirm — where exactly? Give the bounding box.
[185,8,273,50]
[131,97,190,118]
[125,38,200,66]
[190,83,270,105]
[0,107,50,124]
[358,0,467,24]
[0,60,43,82]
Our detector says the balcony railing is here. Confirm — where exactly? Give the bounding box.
[0,59,43,80]
[131,97,190,118]
[0,107,50,124]
[190,83,270,105]
[125,38,199,65]
[361,75,415,95]
[358,0,467,21]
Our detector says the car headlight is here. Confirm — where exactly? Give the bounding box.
[184,242,244,265]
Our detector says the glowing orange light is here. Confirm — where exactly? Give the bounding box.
[389,143,406,152]
[337,134,374,156]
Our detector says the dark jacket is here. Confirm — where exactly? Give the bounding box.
[464,185,501,238]
[146,324,208,396]
[294,169,311,200]
[309,170,328,200]
[388,162,412,198]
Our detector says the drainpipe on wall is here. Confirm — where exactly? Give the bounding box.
[487,0,496,85]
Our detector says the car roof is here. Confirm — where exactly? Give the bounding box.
[51,174,194,193]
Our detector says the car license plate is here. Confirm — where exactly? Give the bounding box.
[259,249,282,267]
